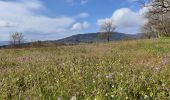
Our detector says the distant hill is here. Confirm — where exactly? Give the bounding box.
[0,41,9,46]
[54,32,138,44]
[0,32,139,47]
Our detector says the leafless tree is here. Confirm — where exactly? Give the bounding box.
[99,20,116,42]
[141,22,158,39]
[10,32,24,47]
[139,0,170,37]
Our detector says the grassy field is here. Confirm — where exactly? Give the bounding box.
[0,38,170,99]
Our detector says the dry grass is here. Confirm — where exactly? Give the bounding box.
[0,38,170,99]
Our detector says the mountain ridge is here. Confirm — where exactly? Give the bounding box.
[54,32,138,44]
[0,32,139,47]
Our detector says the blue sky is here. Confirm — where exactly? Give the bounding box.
[0,0,147,41]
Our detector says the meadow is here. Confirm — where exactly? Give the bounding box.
[0,38,170,100]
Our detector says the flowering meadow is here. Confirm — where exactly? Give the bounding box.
[0,38,170,99]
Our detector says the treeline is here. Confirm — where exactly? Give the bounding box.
[0,32,64,49]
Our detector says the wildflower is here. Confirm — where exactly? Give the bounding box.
[106,73,114,79]
[44,81,47,84]
[144,95,148,99]
[16,78,19,81]
[162,58,169,65]
[111,95,114,98]
[150,92,153,97]
[58,97,61,100]
[153,66,161,73]
[70,96,76,100]
[96,64,99,66]
[106,75,112,79]
[93,80,95,83]
[147,87,150,90]
[97,74,101,77]
[25,96,29,100]
[162,83,166,87]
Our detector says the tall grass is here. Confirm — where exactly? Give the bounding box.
[0,38,170,99]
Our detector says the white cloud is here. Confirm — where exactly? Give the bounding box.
[71,22,90,31]
[139,7,149,15]
[66,0,88,5]
[75,12,89,18]
[0,0,89,41]
[112,8,145,27]
[97,18,114,26]
[97,8,147,34]
[0,20,15,28]
[20,0,45,10]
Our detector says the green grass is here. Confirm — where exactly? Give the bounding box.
[0,38,170,99]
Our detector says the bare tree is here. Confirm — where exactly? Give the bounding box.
[10,33,17,47]
[99,20,116,42]
[17,32,24,47]
[139,0,170,37]
[10,32,24,47]
[141,22,158,39]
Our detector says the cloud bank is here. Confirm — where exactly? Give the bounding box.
[0,0,90,41]
[71,22,90,31]
[98,8,147,34]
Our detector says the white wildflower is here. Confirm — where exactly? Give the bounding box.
[70,96,76,100]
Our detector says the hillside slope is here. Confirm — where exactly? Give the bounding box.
[55,32,138,44]
[0,32,138,47]
[0,38,170,99]
[0,41,9,46]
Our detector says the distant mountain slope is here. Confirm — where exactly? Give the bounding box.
[55,32,138,44]
[0,32,139,47]
[0,41,9,46]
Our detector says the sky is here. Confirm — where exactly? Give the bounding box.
[0,0,147,41]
